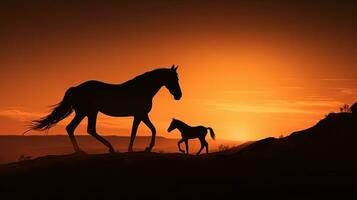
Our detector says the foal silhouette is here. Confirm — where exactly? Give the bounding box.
[168,119,215,155]
[27,65,182,153]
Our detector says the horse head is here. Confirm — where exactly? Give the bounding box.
[164,65,182,100]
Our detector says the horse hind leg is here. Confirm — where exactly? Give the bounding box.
[87,113,115,153]
[66,113,85,153]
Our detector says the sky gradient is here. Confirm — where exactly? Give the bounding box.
[0,0,356,141]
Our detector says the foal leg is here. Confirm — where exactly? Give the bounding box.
[66,113,85,153]
[128,116,141,152]
[87,113,115,153]
[204,139,209,154]
[184,140,189,154]
[142,115,156,152]
[177,139,185,153]
[197,138,205,155]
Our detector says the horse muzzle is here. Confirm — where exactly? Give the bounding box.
[174,94,182,100]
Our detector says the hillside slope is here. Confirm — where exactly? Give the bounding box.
[237,113,357,163]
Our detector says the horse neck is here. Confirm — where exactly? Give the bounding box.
[127,72,165,98]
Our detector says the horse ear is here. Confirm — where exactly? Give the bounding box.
[174,65,178,71]
[171,64,175,69]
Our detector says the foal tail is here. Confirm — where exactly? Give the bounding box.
[24,88,75,134]
[207,127,216,140]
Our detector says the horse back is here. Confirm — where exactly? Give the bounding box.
[70,80,153,116]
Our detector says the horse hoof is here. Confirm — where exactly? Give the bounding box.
[145,147,152,152]
[109,148,115,153]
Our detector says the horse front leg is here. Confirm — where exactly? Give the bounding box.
[128,116,141,152]
[142,115,156,152]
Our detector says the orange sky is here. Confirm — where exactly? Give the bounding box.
[0,0,356,141]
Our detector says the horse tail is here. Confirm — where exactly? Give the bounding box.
[207,127,216,140]
[24,87,76,134]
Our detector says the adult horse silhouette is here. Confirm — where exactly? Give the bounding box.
[27,65,182,153]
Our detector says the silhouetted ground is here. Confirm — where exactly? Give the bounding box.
[1,113,356,199]
[0,136,239,164]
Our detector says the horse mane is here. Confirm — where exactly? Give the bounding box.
[127,68,171,84]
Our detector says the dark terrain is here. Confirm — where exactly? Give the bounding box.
[0,135,239,164]
[1,113,356,199]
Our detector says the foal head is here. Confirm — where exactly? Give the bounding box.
[162,65,182,100]
[167,118,180,132]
